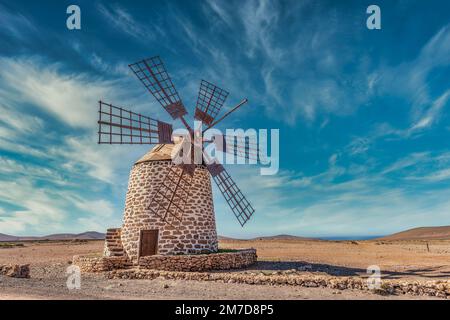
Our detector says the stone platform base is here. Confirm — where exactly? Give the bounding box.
[72,256,131,273]
[73,249,257,273]
[139,249,256,272]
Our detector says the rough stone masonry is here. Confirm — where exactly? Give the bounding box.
[73,249,257,273]
[104,144,219,264]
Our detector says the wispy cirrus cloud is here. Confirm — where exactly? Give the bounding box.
[375,24,450,123]
[381,152,430,175]
[0,54,151,235]
[0,156,69,187]
[97,4,162,41]
[0,178,67,234]
[0,57,115,128]
[220,147,450,238]
[0,103,44,138]
[0,175,119,235]
[346,88,450,156]
[1,1,450,238]
[203,0,234,28]
[0,3,37,42]
[0,56,161,129]
[409,90,450,132]
[203,0,373,124]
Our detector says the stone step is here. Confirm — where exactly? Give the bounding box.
[108,245,123,248]
[106,233,120,237]
[107,246,123,250]
[110,253,124,257]
[108,248,123,253]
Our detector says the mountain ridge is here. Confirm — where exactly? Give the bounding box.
[376,226,450,241]
[3,226,450,242]
[0,231,105,242]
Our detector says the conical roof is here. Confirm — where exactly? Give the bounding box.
[134,143,176,164]
[134,136,185,165]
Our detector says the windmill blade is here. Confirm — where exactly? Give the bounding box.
[223,134,261,162]
[98,101,173,144]
[147,165,195,228]
[194,80,229,126]
[129,56,187,120]
[206,163,255,226]
[202,99,248,134]
[210,134,261,162]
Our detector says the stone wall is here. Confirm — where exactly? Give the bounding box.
[74,249,256,273]
[72,255,131,273]
[106,268,450,299]
[139,249,257,272]
[121,160,218,263]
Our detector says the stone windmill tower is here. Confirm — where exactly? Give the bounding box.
[97,56,257,263]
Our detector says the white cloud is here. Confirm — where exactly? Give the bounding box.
[75,199,121,232]
[240,0,282,61]
[381,152,429,174]
[410,168,450,183]
[0,178,67,235]
[69,41,131,77]
[409,90,450,132]
[217,146,450,238]
[97,4,159,41]
[0,55,161,129]
[376,24,450,122]
[0,4,37,41]
[328,153,338,166]
[49,135,144,185]
[0,55,157,234]
[345,88,450,155]
[0,56,122,128]
[0,137,50,159]
[0,56,158,187]
[0,156,70,186]
[274,189,450,237]
[204,0,234,28]
[0,103,44,137]
[0,175,122,235]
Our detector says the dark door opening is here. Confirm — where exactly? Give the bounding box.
[139,229,159,256]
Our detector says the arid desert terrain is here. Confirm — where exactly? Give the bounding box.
[1,236,449,300]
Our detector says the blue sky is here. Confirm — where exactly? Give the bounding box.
[0,0,449,238]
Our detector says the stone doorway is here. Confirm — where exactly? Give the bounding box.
[139,229,159,257]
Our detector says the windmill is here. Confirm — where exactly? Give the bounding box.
[98,56,258,260]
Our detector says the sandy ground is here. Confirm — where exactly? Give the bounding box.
[221,239,450,280]
[0,239,449,300]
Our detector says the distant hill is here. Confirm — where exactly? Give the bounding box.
[218,235,239,241]
[0,231,105,242]
[377,226,450,241]
[219,234,316,241]
[0,233,20,242]
[250,234,316,241]
[73,231,105,240]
